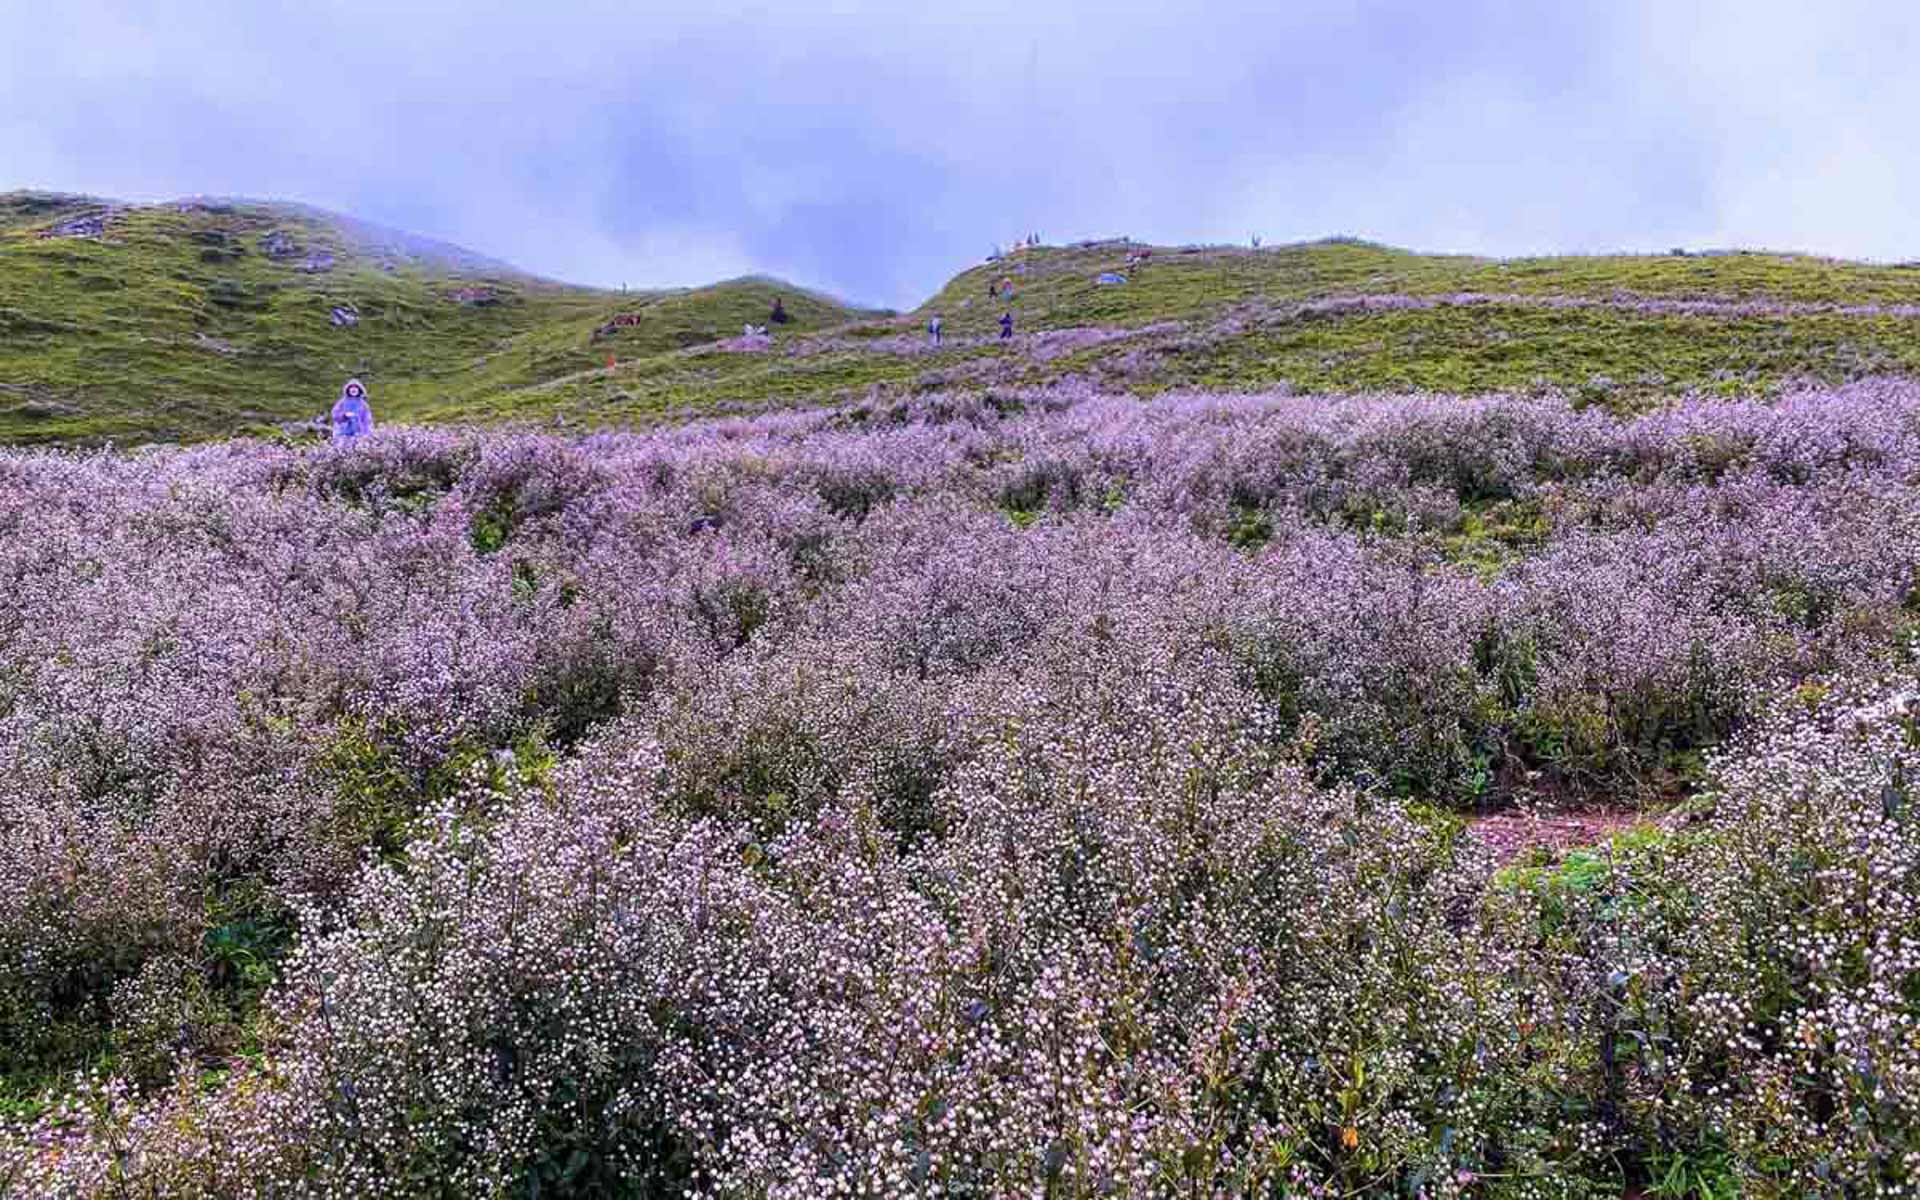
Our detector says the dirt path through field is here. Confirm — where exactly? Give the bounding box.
[1465,807,1660,864]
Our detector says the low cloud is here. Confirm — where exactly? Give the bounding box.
[3,0,1915,307]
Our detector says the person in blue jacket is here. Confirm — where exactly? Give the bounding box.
[331,378,374,443]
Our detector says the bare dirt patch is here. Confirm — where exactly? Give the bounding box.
[1467,808,1659,864]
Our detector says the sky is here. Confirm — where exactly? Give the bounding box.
[3,0,1918,309]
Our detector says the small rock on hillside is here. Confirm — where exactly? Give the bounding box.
[260,230,301,259]
[39,212,111,240]
[447,284,503,307]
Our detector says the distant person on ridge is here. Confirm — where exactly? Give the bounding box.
[331,378,373,443]
[770,295,790,325]
[999,311,1014,340]
[928,313,943,347]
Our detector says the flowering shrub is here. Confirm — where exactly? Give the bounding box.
[4,380,1920,1194]
[1493,677,1920,1195]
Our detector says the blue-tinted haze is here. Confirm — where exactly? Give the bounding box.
[3,0,1916,307]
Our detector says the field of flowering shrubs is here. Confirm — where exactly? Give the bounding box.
[3,380,1919,1196]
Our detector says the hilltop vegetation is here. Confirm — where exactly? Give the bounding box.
[411,235,1920,432]
[923,235,1920,324]
[0,193,875,444]
[9,194,1920,444]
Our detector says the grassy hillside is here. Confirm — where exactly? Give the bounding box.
[439,276,884,405]
[918,236,1920,329]
[455,238,1920,428]
[9,191,1920,443]
[0,193,877,444]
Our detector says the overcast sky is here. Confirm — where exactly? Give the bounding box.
[4,0,1917,308]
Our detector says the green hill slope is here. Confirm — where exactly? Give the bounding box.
[0,193,877,443]
[919,236,1920,328]
[473,237,1920,428]
[9,192,1920,444]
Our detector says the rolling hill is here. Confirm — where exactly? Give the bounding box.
[0,192,880,443]
[8,190,1920,444]
[459,235,1920,430]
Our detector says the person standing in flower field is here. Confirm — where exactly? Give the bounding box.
[330,378,373,443]
[999,310,1014,340]
[928,313,943,347]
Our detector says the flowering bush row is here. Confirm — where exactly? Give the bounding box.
[7,640,1915,1196]
[2,379,1919,1193]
